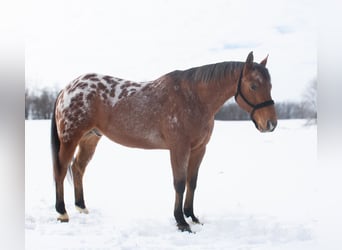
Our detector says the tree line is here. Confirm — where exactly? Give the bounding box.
[215,100,316,121]
[25,80,316,121]
[25,87,59,120]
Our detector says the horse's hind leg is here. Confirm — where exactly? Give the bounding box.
[184,145,206,224]
[55,141,78,222]
[71,130,101,214]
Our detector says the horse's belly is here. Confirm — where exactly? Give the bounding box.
[103,127,167,150]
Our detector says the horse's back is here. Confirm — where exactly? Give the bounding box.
[55,72,213,149]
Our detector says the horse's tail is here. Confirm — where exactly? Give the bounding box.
[51,94,61,179]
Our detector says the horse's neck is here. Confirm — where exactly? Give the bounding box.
[196,62,243,116]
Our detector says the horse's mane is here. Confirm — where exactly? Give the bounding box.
[167,61,270,84]
[167,61,242,84]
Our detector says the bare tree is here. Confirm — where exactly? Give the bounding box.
[36,88,56,119]
[302,79,317,124]
[25,87,59,119]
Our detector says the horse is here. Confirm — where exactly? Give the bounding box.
[51,51,277,232]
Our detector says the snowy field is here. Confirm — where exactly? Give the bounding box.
[25,120,342,250]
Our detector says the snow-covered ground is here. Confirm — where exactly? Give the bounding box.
[25,120,342,250]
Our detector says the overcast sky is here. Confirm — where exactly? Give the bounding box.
[25,0,316,102]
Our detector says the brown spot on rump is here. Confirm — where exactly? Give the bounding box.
[70,101,83,110]
[108,81,119,97]
[129,88,137,94]
[110,82,119,89]
[120,81,141,89]
[69,93,84,109]
[82,74,98,80]
[103,75,112,82]
[131,82,141,88]
[78,82,88,89]
[98,82,107,91]
[67,81,88,93]
[102,93,107,100]
[90,84,97,89]
[109,89,115,97]
[62,109,71,118]
[90,77,100,82]
[103,75,117,85]
[72,108,83,117]
[73,101,82,109]
[86,91,96,101]
[129,91,137,96]
[120,82,132,89]
[118,88,128,99]
[71,92,84,102]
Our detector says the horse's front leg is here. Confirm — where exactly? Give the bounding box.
[184,145,206,224]
[170,145,191,232]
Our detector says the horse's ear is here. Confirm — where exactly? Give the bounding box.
[260,54,268,66]
[244,51,254,73]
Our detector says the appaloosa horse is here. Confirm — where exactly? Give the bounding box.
[51,51,277,232]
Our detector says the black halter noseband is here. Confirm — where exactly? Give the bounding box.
[234,68,274,127]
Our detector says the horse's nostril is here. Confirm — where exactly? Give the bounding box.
[267,120,277,131]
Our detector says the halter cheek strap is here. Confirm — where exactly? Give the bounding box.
[234,68,274,127]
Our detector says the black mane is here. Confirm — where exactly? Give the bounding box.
[168,61,243,84]
[167,61,270,84]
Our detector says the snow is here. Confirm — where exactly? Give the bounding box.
[25,120,342,249]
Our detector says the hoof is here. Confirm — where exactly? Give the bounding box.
[177,224,192,233]
[57,213,69,222]
[191,216,201,224]
[75,205,89,214]
[184,211,201,224]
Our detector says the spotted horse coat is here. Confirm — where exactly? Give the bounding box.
[55,73,158,145]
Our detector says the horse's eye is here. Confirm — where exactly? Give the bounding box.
[250,83,258,91]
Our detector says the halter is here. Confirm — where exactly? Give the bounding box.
[234,68,274,128]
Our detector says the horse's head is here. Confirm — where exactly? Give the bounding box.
[235,51,277,132]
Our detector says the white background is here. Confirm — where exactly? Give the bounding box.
[25,0,316,102]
